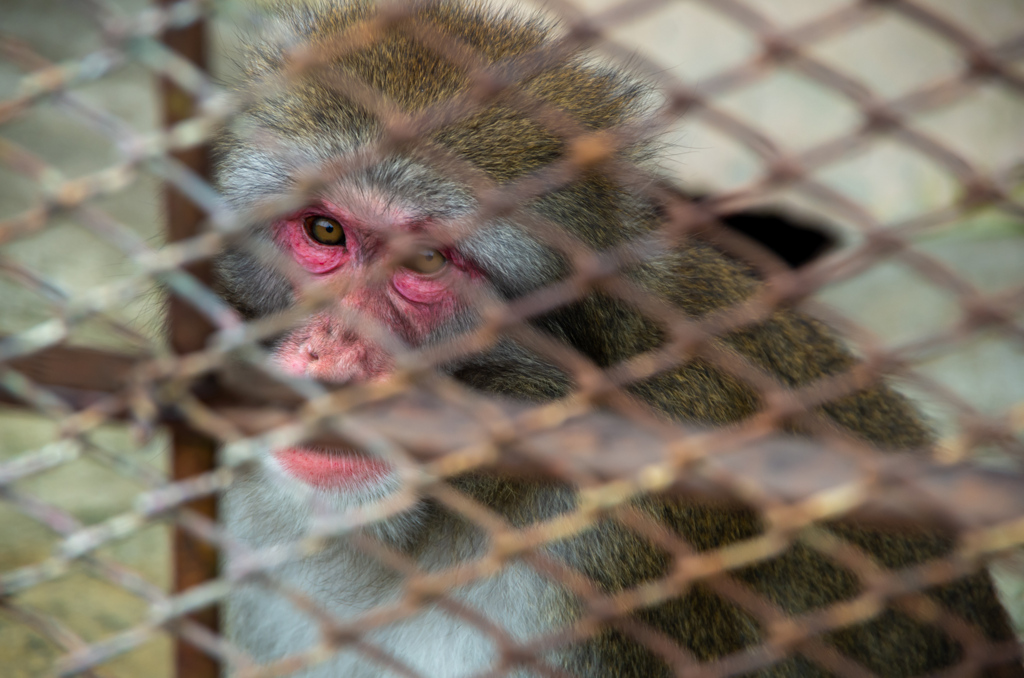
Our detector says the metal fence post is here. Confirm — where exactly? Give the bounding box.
[160,5,219,678]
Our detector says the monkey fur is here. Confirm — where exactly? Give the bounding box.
[216,1,1023,676]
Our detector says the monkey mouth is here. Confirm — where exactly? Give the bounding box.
[273,446,390,489]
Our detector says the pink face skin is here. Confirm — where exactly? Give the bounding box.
[270,197,483,491]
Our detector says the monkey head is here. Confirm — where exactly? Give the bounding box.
[215,1,649,509]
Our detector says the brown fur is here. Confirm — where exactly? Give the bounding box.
[216,2,1022,675]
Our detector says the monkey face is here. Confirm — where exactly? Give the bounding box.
[211,0,621,506]
[255,190,490,497]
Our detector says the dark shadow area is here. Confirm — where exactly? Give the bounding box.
[655,186,839,270]
[717,208,836,269]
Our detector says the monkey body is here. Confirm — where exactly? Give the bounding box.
[216,1,1022,676]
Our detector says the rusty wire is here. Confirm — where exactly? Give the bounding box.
[1,0,1023,676]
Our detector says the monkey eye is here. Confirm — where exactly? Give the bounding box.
[304,215,345,246]
[402,248,447,275]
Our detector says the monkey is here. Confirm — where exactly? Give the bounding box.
[213,1,1023,676]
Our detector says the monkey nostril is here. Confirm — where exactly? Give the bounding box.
[306,344,320,361]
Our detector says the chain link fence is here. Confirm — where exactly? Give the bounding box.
[1,0,1023,676]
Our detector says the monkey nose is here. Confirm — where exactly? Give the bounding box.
[305,344,320,361]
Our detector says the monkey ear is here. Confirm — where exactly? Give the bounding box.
[653,184,837,270]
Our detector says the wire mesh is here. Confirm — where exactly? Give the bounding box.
[1,0,1023,676]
